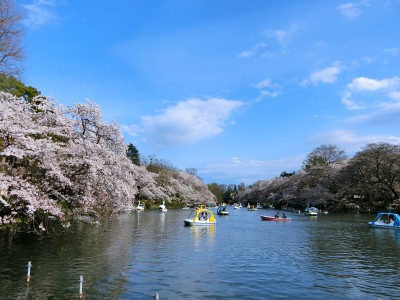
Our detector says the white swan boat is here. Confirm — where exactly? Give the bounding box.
[158,201,168,212]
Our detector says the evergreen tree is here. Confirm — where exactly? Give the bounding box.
[126,143,140,165]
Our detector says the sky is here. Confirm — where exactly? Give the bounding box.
[17,0,400,185]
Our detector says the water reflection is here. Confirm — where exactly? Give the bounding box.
[3,211,400,299]
[189,225,215,248]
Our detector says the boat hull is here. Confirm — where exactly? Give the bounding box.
[368,223,400,229]
[261,215,291,222]
[184,219,216,226]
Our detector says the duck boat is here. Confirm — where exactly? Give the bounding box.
[368,212,400,229]
[184,205,216,226]
[247,203,258,211]
[261,215,291,222]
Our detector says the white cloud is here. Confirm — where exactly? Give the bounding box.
[254,79,273,89]
[301,62,343,86]
[128,98,243,147]
[199,155,304,184]
[237,43,266,59]
[311,129,400,153]
[252,78,281,99]
[337,2,364,20]
[341,91,365,110]
[384,48,400,56]
[342,76,400,110]
[389,91,400,100]
[346,101,400,124]
[23,0,61,28]
[347,76,400,91]
[120,124,140,138]
[264,24,302,51]
[238,24,302,59]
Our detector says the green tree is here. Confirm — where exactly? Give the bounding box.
[208,183,225,203]
[126,143,140,165]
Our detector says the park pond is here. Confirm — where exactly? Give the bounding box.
[1,208,400,299]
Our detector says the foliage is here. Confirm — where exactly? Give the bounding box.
[126,143,140,165]
[0,74,40,102]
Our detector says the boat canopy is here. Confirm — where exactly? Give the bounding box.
[369,212,400,227]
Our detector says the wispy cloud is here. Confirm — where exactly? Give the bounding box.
[23,0,61,28]
[301,62,343,86]
[384,48,400,56]
[237,43,266,58]
[199,155,304,184]
[252,78,281,99]
[346,102,400,125]
[337,1,369,20]
[341,76,400,110]
[124,98,244,147]
[237,23,302,59]
[311,129,400,153]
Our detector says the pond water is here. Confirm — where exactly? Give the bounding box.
[1,208,400,299]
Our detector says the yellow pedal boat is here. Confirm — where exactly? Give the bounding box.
[184,205,216,226]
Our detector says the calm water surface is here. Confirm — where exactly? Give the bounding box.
[1,209,400,299]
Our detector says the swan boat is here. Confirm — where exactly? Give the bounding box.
[233,203,242,209]
[184,205,216,226]
[158,201,168,212]
[135,201,144,211]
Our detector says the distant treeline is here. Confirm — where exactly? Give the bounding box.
[210,144,400,213]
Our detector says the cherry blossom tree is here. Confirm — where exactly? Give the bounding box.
[0,92,216,232]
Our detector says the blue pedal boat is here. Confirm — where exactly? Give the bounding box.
[368,212,400,229]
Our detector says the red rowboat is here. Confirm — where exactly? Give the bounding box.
[260,215,291,222]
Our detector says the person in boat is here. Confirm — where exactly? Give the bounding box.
[282,213,287,219]
[199,212,208,221]
[275,212,280,218]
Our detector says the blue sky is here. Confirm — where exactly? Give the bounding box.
[18,0,400,185]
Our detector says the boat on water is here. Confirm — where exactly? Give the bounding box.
[304,206,318,216]
[158,201,168,212]
[260,215,291,222]
[184,205,216,226]
[256,203,263,209]
[368,212,400,229]
[247,203,258,211]
[233,203,242,209]
[217,205,229,215]
[135,201,145,211]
